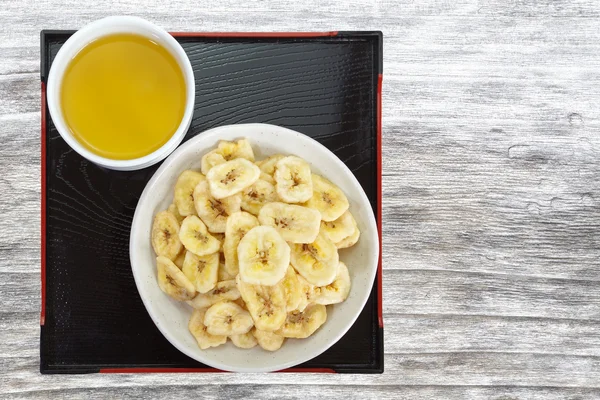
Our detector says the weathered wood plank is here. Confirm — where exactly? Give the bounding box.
[6,385,600,400]
[382,118,600,283]
[384,270,600,319]
[3,352,600,388]
[385,313,600,356]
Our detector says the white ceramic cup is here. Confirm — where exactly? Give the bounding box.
[46,16,195,171]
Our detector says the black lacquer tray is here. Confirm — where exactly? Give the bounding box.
[40,30,383,374]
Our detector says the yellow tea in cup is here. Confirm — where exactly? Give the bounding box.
[60,33,186,160]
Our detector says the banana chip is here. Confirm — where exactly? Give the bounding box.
[258,202,320,244]
[189,308,227,349]
[174,170,205,216]
[274,156,313,203]
[237,226,289,286]
[152,211,183,261]
[207,158,260,199]
[204,301,254,336]
[253,329,285,351]
[223,211,259,276]
[276,304,327,339]
[194,180,241,233]
[304,174,349,222]
[290,233,339,286]
[230,328,258,349]
[156,256,196,301]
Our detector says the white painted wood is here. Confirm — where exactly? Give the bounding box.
[1,0,599,397]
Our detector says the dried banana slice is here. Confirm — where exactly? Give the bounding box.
[320,211,357,244]
[207,158,260,199]
[181,251,219,294]
[274,156,313,203]
[241,179,278,216]
[201,150,227,175]
[294,274,316,312]
[258,202,320,244]
[230,328,258,349]
[303,174,349,222]
[223,211,259,276]
[281,266,302,311]
[186,279,240,309]
[275,304,327,339]
[204,301,254,336]
[236,274,287,332]
[217,139,255,162]
[193,180,241,233]
[256,154,285,176]
[312,261,351,305]
[174,170,205,216]
[189,308,227,349]
[179,216,221,256]
[335,221,360,249]
[152,211,183,261]
[290,233,339,286]
[253,329,285,351]
[238,226,290,286]
[156,256,196,301]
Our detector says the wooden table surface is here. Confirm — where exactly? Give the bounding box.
[2,0,600,398]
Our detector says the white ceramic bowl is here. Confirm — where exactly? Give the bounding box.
[129,123,379,372]
[46,16,195,171]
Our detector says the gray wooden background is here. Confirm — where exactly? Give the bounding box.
[1,0,600,398]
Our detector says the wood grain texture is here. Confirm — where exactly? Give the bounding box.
[1,0,600,398]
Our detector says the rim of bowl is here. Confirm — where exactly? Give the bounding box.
[129,123,380,372]
[46,16,195,171]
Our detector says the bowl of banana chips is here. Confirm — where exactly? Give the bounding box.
[130,123,379,372]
